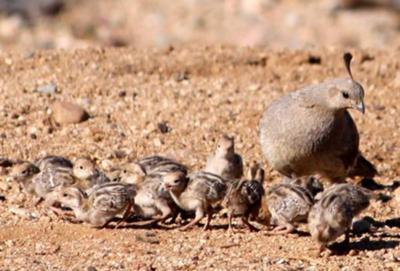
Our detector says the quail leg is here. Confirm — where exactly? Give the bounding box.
[114,203,133,229]
[268,223,294,235]
[242,215,259,232]
[227,211,235,234]
[203,209,213,231]
[34,197,44,206]
[180,207,205,231]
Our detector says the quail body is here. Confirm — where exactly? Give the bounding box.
[259,53,376,183]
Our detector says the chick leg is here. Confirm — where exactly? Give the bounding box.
[268,223,294,235]
[316,244,326,257]
[227,211,235,234]
[203,209,213,231]
[34,197,44,206]
[134,204,172,227]
[242,215,259,232]
[180,207,204,231]
[114,203,133,229]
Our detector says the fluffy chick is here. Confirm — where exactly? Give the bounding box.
[164,171,228,231]
[204,135,243,181]
[266,179,316,234]
[308,183,370,256]
[46,182,136,228]
[73,157,110,188]
[225,163,265,233]
[133,171,187,225]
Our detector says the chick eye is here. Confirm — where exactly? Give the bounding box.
[341,91,349,99]
[123,170,127,174]
[63,193,68,197]
[79,166,83,170]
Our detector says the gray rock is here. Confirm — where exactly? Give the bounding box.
[35,82,57,94]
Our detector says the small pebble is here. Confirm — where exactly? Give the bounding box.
[51,100,89,125]
[35,83,58,94]
[158,122,170,134]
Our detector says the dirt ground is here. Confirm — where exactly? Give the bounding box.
[0,46,399,270]
[1,0,400,51]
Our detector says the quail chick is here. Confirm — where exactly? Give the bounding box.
[321,183,370,217]
[10,161,91,205]
[46,182,136,228]
[308,183,370,256]
[282,175,324,198]
[308,191,353,256]
[133,171,187,225]
[73,157,110,187]
[266,180,316,234]
[164,171,228,231]
[34,155,73,171]
[260,53,377,183]
[225,163,265,233]
[204,135,243,181]
[119,155,188,185]
[9,161,40,194]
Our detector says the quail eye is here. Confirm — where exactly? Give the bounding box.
[341,91,349,99]
[79,166,83,170]
[63,193,68,197]
[21,170,26,175]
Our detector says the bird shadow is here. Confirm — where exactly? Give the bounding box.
[350,238,399,251]
[361,178,400,192]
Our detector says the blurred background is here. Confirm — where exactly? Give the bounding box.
[1,0,400,51]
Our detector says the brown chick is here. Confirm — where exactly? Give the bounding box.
[259,53,377,183]
[308,190,353,256]
[204,135,243,181]
[308,183,370,256]
[225,163,265,233]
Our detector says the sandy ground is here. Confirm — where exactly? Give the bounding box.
[0,46,399,270]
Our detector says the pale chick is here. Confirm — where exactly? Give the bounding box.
[224,163,265,233]
[204,135,243,181]
[260,53,377,183]
[308,183,370,256]
[133,171,187,226]
[73,157,110,189]
[45,182,136,228]
[164,171,228,231]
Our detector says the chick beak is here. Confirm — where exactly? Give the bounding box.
[355,101,365,114]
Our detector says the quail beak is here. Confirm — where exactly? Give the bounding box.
[355,101,365,114]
